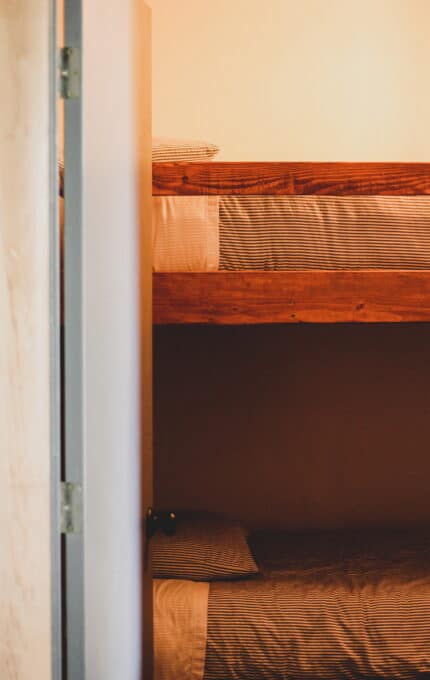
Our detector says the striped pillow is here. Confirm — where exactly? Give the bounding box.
[152,137,219,163]
[152,516,259,581]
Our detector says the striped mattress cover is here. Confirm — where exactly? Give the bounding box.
[156,528,430,680]
[203,529,430,679]
[152,196,430,271]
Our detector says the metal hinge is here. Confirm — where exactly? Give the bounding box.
[60,482,83,534]
[59,47,80,99]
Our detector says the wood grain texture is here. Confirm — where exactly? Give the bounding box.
[134,2,153,679]
[153,271,430,325]
[152,162,430,196]
[0,2,52,678]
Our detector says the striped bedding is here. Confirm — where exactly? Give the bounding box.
[152,516,259,581]
[155,529,430,680]
[204,529,430,679]
[152,195,430,271]
[152,138,219,163]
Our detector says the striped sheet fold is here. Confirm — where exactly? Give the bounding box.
[219,196,430,270]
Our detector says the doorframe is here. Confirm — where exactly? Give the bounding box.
[61,2,153,679]
[62,1,86,678]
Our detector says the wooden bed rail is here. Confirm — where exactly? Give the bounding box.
[152,162,430,197]
[153,271,430,324]
[152,162,430,325]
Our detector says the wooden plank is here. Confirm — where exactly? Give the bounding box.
[152,162,430,196]
[0,2,52,679]
[153,271,430,325]
[134,2,153,680]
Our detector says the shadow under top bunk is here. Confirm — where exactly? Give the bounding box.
[152,162,430,325]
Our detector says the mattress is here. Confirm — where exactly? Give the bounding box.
[152,196,430,271]
[154,529,430,680]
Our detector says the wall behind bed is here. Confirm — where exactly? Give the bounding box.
[152,0,430,161]
[155,324,430,531]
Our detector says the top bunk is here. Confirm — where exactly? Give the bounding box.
[152,161,430,325]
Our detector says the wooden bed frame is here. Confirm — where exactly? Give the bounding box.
[153,162,430,325]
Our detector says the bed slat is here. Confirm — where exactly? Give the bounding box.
[153,271,430,324]
[152,162,430,197]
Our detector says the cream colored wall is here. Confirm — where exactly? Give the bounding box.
[152,0,430,161]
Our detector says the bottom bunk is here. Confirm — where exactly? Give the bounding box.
[153,521,430,680]
[153,318,430,679]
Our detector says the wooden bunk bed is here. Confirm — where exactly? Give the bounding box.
[153,162,430,324]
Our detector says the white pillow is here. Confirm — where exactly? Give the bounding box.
[152,137,219,162]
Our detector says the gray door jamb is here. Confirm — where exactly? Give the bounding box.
[62,1,85,678]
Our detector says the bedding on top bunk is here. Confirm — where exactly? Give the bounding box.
[154,528,430,680]
[151,139,430,271]
[153,195,430,271]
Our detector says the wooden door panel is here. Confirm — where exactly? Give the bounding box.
[0,2,53,678]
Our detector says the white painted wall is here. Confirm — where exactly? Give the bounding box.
[82,2,151,678]
[152,0,430,161]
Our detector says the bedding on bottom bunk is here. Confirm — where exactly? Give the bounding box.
[152,196,430,271]
[154,529,430,680]
[154,579,209,680]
